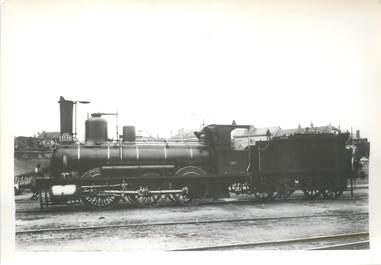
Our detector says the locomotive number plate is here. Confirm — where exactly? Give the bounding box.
[60,133,73,142]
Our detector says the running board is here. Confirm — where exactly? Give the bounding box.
[102,165,175,170]
[82,187,188,197]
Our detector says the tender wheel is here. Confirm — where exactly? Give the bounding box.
[254,191,274,200]
[253,182,275,200]
[303,189,321,199]
[228,182,251,195]
[284,189,295,198]
[229,182,242,195]
[320,178,344,199]
[321,189,343,199]
[272,189,295,199]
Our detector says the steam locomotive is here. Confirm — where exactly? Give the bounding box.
[35,97,355,209]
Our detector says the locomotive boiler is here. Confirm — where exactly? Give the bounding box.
[51,113,210,180]
[35,97,356,209]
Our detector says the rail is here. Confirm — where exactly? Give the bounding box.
[308,240,370,250]
[170,232,369,251]
[16,212,368,235]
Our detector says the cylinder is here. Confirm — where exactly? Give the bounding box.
[85,117,108,144]
[59,96,74,135]
[123,126,136,142]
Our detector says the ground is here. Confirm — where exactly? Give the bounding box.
[15,188,368,251]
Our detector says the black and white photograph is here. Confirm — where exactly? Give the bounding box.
[1,0,380,264]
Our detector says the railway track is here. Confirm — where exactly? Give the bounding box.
[170,232,369,251]
[16,212,368,235]
[309,240,370,250]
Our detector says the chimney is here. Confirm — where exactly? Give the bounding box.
[356,130,360,139]
[58,96,74,135]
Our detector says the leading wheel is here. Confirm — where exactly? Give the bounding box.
[80,168,120,209]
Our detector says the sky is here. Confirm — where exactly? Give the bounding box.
[2,0,381,141]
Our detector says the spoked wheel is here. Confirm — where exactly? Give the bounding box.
[127,173,163,207]
[272,191,281,199]
[303,189,321,199]
[228,182,252,195]
[173,166,209,201]
[166,182,204,204]
[273,189,295,199]
[229,182,243,195]
[128,192,162,207]
[188,182,210,200]
[321,189,343,200]
[253,183,274,200]
[272,190,292,199]
[82,194,120,209]
[242,182,253,195]
[167,192,192,204]
[321,178,344,199]
[271,185,294,199]
[254,191,274,201]
[284,190,295,198]
[80,168,121,209]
